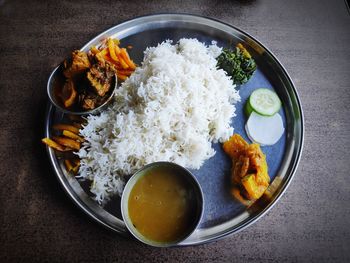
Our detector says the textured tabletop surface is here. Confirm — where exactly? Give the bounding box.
[1,0,349,262]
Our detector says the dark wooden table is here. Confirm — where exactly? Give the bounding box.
[1,0,349,262]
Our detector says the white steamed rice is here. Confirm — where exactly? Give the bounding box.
[77,38,240,204]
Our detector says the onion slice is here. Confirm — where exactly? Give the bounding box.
[245,112,284,146]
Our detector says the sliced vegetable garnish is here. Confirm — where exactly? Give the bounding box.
[52,124,80,134]
[62,130,84,142]
[52,136,81,151]
[41,138,71,152]
[247,88,281,116]
[245,111,285,146]
[244,98,254,117]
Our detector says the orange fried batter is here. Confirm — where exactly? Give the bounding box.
[223,133,248,159]
[223,134,270,203]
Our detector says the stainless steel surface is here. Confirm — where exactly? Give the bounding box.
[45,14,304,245]
[121,161,204,247]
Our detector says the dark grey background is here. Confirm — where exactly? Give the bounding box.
[0,0,349,262]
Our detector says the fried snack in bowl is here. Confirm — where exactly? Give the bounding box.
[47,38,136,115]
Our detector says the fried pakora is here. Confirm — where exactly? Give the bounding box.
[223,134,270,202]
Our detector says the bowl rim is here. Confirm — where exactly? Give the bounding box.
[120,161,204,247]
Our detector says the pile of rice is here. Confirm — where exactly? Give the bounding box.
[77,38,240,204]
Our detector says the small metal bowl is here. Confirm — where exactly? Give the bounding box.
[121,162,204,247]
[47,64,117,115]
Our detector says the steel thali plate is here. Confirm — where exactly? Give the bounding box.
[45,14,304,245]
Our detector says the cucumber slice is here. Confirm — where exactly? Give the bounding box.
[249,88,281,116]
[244,99,254,117]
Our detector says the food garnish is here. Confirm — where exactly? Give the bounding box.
[43,121,83,152]
[52,136,81,151]
[223,134,270,204]
[244,88,284,145]
[57,38,136,111]
[62,130,84,142]
[245,112,285,146]
[217,43,257,85]
[245,88,281,117]
[52,123,80,134]
[42,121,83,174]
[41,138,70,152]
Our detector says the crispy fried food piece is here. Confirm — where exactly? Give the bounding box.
[89,38,135,84]
[87,62,116,97]
[64,159,80,174]
[120,48,136,69]
[108,38,119,62]
[72,164,79,174]
[117,74,127,81]
[118,56,129,69]
[244,143,270,187]
[64,159,74,172]
[239,143,269,200]
[241,173,267,200]
[245,144,265,170]
[72,159,80,166]
[223,134,248,159]
[52,136,80,151]
[72,159,80,173]
[90,46,99,55]
[63,50,91,79]
[52,124,80,134]
[62,130,84,142]
[232,155,250,184]
[61,79,77,108]
[41,138,71,151]
[117,69,134,75]
[223,134,270,203]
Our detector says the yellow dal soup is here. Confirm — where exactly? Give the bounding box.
[128,166,198,243]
